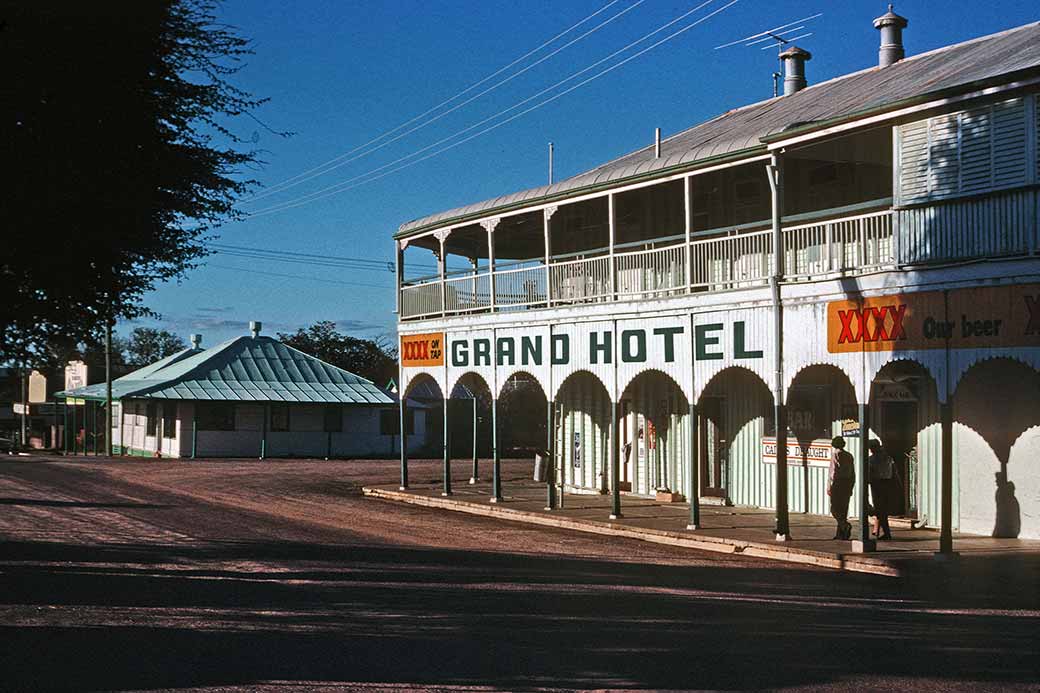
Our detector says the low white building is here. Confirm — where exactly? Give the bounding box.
[59,323,426,459]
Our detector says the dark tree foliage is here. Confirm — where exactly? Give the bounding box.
[124,327,188,367]
[278,322,397,386]
[1,1,274,363]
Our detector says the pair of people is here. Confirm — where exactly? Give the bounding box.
[827,437,900,541]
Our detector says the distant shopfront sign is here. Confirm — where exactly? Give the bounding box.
[762,437,831,468]
[827,284,1040,353]
[64,361,88,391]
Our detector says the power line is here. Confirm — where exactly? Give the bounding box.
[206,263,393,289]
[244,0,738,219]
[244,1,629,203]
[209,243,438,272]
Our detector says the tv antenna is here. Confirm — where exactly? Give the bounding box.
[714,13,822,96]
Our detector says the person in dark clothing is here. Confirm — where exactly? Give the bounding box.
[867,439,899,540]
[828,436,856,540]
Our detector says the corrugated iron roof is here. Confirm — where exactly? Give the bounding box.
[398,21,1040,237]
[60,336,394,405]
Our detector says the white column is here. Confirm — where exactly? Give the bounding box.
[684,175,692,292]
[608,193,616,300]
[481,218,500,312]
[544,206,557,306]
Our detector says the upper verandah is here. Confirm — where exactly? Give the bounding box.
[395,20,1040,239]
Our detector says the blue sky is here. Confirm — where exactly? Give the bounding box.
[129,0,1039,347]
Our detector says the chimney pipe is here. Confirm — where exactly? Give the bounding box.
[873,4,908,68]
[548,142,554,185]
[654,127,661,158]
[249,321,261,338]
[190,334,202,349]
[779,46,812,96]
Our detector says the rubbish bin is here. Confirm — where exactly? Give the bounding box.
[533,450,549,482]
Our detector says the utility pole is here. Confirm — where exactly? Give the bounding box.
[105,317,113,456]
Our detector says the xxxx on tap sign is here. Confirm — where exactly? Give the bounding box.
[400,333,444,367]
[827,284,1040,353]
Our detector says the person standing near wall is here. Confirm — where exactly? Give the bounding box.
[827,436,855,540]
[868,439,899,540]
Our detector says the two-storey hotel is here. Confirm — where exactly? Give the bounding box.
[393,9,1040,547]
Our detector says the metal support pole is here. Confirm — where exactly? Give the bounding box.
[91,400,97,455]
[63,399,68,454]
[774,401,790,539]
[853,402,876,552]
[469,397,479,484]
[105,319,113,456]
[442,399,452,496]
[546,399,557,510]
[260,404,268,460]
[609,400,622,519]
[399,398,409,490]
[687,402,700,529]
[937,402,957,557]
[72,399,77,455]
[490,398,502,502]
[191,406,198,460]
[19,365,26,447]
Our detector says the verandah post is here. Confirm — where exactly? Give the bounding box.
[687,401,700,530]
[609,400,622,520]
[442,398,452,496]
[490,398,502,503]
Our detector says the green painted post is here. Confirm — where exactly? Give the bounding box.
[442,399,452,496]
[687,402,700,529]
[91,401,98,455]
[610,400,622,519]
[937,402,957,556]
[774,401,791,540]
[854,402,876,552]
[62,399,68,454]
[191,406,198,460]
[399,398,409,490]
[71,400,78,456]
[469,397,479,484]
[546,399,556,510]
[490,398,502,503]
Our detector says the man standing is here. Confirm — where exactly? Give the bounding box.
[828,436,856,540]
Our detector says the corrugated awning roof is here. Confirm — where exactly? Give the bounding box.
[55,346,204,401]
[398,21,1040,237]
[59,336,394,405]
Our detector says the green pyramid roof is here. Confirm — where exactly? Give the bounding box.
[60,336,393,405]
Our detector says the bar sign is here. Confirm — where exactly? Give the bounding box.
[401,333,445,367]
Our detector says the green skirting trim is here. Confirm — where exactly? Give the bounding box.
[114,445,161,458]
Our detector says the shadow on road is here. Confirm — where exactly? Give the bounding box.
[0,538,1037,691]
[0,497,171,510]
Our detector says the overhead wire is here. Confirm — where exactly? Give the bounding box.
[208,242,438,273]
[244,0,629,203]
[206,264,393,289]
[244,0,738,219]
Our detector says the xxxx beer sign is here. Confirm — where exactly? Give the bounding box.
[401,332,444,367]
[828,284,1040,353]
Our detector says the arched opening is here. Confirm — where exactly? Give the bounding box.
[697,367,773,507]
[498,372,548,458]
[403,373,443,457]
[785,364,858,516]
[952,357,1040,539]
[554,371,612,492]
[868,360,940,523]
[449,373,493,486]
[620,370,689,497]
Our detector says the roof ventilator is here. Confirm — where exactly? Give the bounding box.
[249,321,262,338]
[874,5,908,68]
[190,334,202,348]
[779,45,811,96]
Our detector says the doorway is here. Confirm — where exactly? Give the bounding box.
[700,396,727,498]
[880,400,918,517]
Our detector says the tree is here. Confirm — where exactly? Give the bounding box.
[124,328,188,367]
[1,1,283,363]
[278,322,397,386]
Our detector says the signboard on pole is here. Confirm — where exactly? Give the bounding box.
[28,371,47,403]
[65,361,88,391]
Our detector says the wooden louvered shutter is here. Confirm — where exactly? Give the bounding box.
[897,120,929,204]
[898,97,1030,204]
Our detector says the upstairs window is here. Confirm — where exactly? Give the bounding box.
[897,96,1035,205]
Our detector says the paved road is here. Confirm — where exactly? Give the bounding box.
[1,456,1037,692]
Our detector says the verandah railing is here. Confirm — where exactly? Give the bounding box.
[401,208,897,318]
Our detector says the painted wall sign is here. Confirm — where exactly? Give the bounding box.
[446,320,764,368]
[573,430,582,468]
[827,284,1040,353]
[401,333,444,367]
[28,371,47,404]
[762,437,832,468]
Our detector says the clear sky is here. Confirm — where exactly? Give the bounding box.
[128,0,1040,347]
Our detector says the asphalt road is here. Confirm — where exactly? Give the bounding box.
[0,456,1037,692]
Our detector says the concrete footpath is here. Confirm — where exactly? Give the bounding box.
[363,470,1040,577]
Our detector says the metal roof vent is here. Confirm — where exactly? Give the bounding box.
[873,4,908,68]
[779,45,811,96]
[249,321,262,338]
[190,334,202,349]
